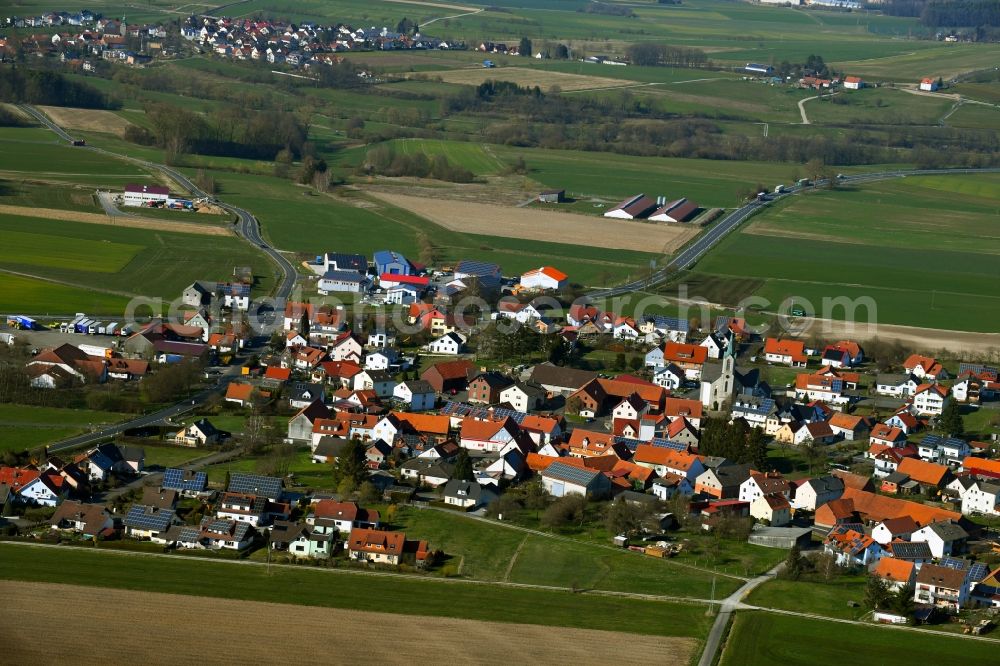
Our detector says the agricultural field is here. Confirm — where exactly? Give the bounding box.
[369,191,699,254]
[1,581,699,664]
[0,273,132,316]
[694,175,1000,332]
[946,102,1000,130]
[0,404,127,453]
[0,133,150,187]
[0,212,274,310]
[0,544,714,641]
[420,66,627,92]
[801,87,954,126]
[719,612,998,666]
[36,105,137,138]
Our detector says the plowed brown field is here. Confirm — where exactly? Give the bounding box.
[370,192,699,253]
[0,580,697,665]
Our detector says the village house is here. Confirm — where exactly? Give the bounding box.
[764,338,807,367]
[915,563,972,613]
[174,418,222,447]
[541,461,611,499]
[913,383,949,416]
[442,479,498,509]
[750,493,791,526]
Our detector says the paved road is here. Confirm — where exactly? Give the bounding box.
[589,166,1000,299]
[698,561,785,666]
[48,369,243,454]
[17,104,297,304]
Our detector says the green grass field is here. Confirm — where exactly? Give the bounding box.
[0,543,713,640]
[0,273,132,316]
[391,507,745,598]
[0,404,127,453]
[744,575,869,620]
[719,612,998,666]
[0,213,274,310]
[141,445,212,470]
[695,176,1000,331]
[0,134,149,186]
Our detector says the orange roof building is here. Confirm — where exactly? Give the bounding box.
[764,338,807,365]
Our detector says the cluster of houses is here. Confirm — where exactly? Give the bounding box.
[39,467,432,564]
[603,194,701,223]
[2,10,166,65]
[184,16,462,68]
[1,442,144,508]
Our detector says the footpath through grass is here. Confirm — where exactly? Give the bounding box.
[0,543,713,640]
[719,611,999,666]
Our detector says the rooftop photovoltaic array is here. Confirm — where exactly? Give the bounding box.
[123,505,174,532]
[228,472,282,498]
[163,468,207,492]
[544,461,598,485]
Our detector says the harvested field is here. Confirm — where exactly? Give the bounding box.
[384,0,476,10]
[36,105,136,137]
[0,204,232,237]
[0,581,698,665]
[369,192,700,253]
[424,67,627,92]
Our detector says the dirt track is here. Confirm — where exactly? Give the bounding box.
[0,204,232,237]
[370,191,699,253]
[0,581,696,664]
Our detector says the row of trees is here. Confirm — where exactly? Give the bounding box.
[361,144,474,182]
[0,65,118,109]
[921,0,1000,26]
[127,101,311,163]
[624,43,710,68]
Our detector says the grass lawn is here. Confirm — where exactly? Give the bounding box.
[141,444,212,470]
[0,543,713,639]
[744,575,869,620]
[394,507,748,598]
[0,404,128,453]
[719,611,999,666]
[391,506,527,581]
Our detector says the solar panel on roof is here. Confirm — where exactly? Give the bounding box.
[456,259,500,277]
[650,438,688,451]
[124,505,174,532]
[545,461,598,485]
[228,472,282,498]
[163,468,207,492]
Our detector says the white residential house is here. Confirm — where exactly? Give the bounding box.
[911,521,968,558]
[653,364,684,391]
[961,478,1000,516]
[875,373,920,398]
[790,476,844,511]
[364,348,398,372]
[913,383,949,416]
[393,380,437,411]
[700,331,733,360]
[750,494,791,527]
[385,284,419,305]
[425,332,466,356]
[499,383,545,413]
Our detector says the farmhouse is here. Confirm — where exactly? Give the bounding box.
[603,194,657,220]
[919,77,939,92]
[122,183,170,206]
[843,75,864,90]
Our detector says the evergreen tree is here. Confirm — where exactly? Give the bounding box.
[331,439,368,488]
[863,575,892,611]
[452,448,474,481]
[519,37,533,57]
[939,399,963,436]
